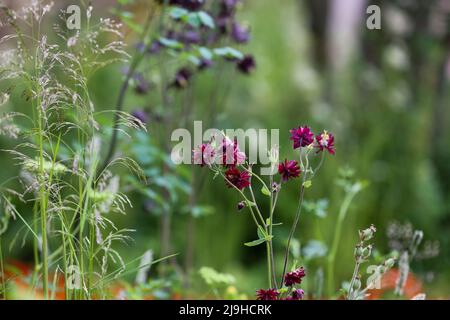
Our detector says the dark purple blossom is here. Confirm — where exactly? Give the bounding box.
[256,288,279,300]
[289,126,314,149]
[198,58,213,70]
[236,55,255,74]
[284,267,306,287]
[286,289,305,300]
[172,68,192,89]
[278,159,301,182]
[159,0,205,11]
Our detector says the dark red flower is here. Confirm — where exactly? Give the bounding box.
[315,131,335,155]
[236,55,255,74]
[289,126,314,149]
[284,267,306,287]
[278,159,301,182]
[256,288,279,300]
[286,289,305,300]
[220,137,246,166]
[224,167,250,190]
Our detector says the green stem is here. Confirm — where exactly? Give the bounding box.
[326,190,357,298]
[0,236,6,300]
[280,185,305,286]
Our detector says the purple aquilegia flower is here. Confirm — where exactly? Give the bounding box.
[162,0,205,11]
[284,267,306,286]
[236,55,255,74]
[286,289,305,300]
[315,131,335,155]
[256,288,279,300]
[193,143,215,167]
[220,0,239,17]
[231,22,250,43]
[131,109,149,124]
[224,167,250,190]
[133,73,151,95]
[289,126,314,149]
[180,30,201,45]
[198,58,213,70]
[172,68,192,89]
[278,159,301,182]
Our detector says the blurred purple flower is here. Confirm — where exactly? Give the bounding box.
[231,22,250,43]
[133,73,151,95]
[172,68,192,89]
[236,55,255,74]
[160,0,205,11]
[131,109,149,124]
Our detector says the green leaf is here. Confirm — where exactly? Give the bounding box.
[198,11,215,28]
[158,37,183,49]
[198,47,213,60]
[186,12,201,27]
[170,7,189,19]
[261,185,271,196]
[244,238,267,247]
[213,47,244,60]
[257,225,267,239]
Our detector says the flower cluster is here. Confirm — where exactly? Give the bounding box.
[195,126,334,301]
[192,135,248,190]
[144,0,255,95]
[289,126,335,155]
[256,288,279,301]
[284,267,306,287]
[256,267,306,300]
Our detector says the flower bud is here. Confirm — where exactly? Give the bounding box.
[384,257,396,269]
[237,201,246,211]
[361,244,373,260]
[271,182,280,193]
[354,244,364,258]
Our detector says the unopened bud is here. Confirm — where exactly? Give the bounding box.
[272,182,280,193]
[359,224,376,242]
[237,201,246,211]
[384,257,396,269]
